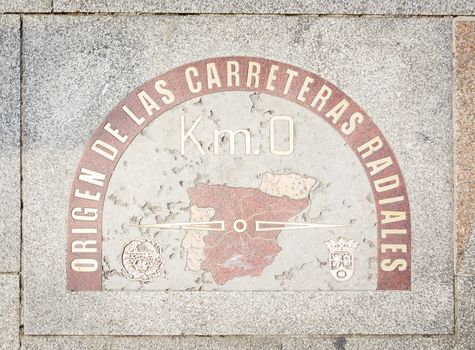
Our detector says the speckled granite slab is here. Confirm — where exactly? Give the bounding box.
[21,14,455,335]
[0,15,20,273]
[53,0,475,15]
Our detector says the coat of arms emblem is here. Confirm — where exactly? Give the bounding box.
[324,237,359,282]
[121,239,163,282]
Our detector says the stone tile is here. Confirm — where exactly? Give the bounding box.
[21,337,109,350]
[0,0,50,12]
[457,277,475,341]
[22,15,453,335]
[21,336,280,349]
[282,336,457,350]
[20,278,473,348]
[454,19,475,276]
[0,275,19,350]
[53,0,475,15]
[282,277,475,349]
[459,228,475,276]
[21,278,473,348]
[0,15,20,273]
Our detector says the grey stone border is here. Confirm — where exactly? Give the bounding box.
[0,14,20,273]
[51,0,475,16]
[0,0,51,13]
[454,17,475,276]
[0,276,19,350]
[0,11,471,350]
[15,277,475,349]
[21,14,454,336]
[0,0,474,15]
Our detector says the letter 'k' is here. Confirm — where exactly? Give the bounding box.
[181,114,205,155]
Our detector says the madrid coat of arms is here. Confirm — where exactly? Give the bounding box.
[324,237,359,282]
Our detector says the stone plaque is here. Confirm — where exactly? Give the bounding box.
[23,15,453,336]
[67,57,411,291]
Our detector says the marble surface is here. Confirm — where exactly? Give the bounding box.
[102,92,378,291]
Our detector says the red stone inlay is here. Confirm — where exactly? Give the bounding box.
[66,56,412,291]
[188,184,309,285]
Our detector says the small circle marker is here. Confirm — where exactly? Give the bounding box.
[233,219,247,233]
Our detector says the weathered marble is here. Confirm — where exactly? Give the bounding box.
[0,15,20,273]
[22,15,453,335]
[454,19,475,276]
[102,92,378,291]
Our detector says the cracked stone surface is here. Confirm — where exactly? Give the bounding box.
[102,92,377,291]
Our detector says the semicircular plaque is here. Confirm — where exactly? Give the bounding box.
[66,57,411,291]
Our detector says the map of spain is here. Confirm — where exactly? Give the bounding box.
[182,173,317,285]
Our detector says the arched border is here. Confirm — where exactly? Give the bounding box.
[66,56,411,291]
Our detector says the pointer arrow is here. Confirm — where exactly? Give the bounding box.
[130,220,225,231]
[255,221,346,232]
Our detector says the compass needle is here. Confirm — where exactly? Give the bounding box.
[255,220,346,231]
[130,220,225,231]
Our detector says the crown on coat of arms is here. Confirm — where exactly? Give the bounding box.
[324,237,359,252]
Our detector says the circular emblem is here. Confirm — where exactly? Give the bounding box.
[120,239,163,282]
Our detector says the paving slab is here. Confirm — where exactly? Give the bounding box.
[457,277,475,341]
[22,14,453,335]
[21,335,280,349]
[282,336,456,350]
[0,275,19,350]
[0,15,20,273]
[0,0,50,12]
[282,276,475,349]
[18,277,475,348]
[53,0,475,15]
[454,18,475,276]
